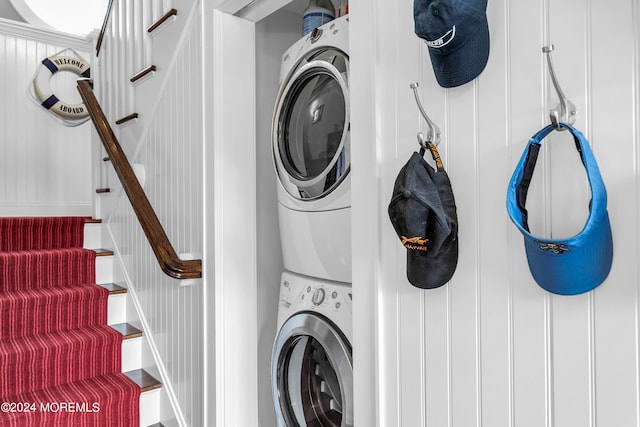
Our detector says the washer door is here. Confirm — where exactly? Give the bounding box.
[272,312,353,427]
[273,48,350,200]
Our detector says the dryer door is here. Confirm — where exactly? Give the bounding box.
[272,312,353,427]
[273,48,350,201]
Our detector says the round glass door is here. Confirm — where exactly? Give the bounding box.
[272,313,353,427]
[273,48,350,200]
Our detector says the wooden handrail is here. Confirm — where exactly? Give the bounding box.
[96,0,115,56]
[77,79,202,280]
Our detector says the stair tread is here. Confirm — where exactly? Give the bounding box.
[1,323,120,345]
[0,372,141,403]
[124,369,161,393]
[147,8,178,33]
[0,247,93,254]
[0,373,141,427]
[0,284,110,340]
[111,323,142,340]
[0,282,108,297]
[116,113,139,125]
[0,248,98,292]
[93,248,114,256]
[130,65,157,83]
[98,282,127,295]
[0,325,123,397]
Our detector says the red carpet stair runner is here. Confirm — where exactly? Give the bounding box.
[0,217,140,426]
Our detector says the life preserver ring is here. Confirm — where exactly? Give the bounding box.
[31,51,91,124]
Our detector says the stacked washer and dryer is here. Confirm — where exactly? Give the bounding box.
[270,15,353,427]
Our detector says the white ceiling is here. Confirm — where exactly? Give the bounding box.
[8,0,109,35]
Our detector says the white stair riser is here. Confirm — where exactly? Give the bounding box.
[121,337,142,373]
[83,223,102,249]
[140,388,161,426]
[107,293,126,325]
[96,256,113,284]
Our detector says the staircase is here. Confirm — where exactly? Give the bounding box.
[95,0,193,146]
[0,217,162,426]
[78,2,201,424]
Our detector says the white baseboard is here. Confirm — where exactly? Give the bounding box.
[0,202,92,217]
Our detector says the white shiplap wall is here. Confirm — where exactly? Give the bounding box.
[94,0,179,153]
[0,19,92,216]
[352,0,640,426]
[94,2,204,426]
[93,0,640,424]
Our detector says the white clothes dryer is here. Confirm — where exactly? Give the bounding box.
[272,271,352,427]
[272,16,351,283]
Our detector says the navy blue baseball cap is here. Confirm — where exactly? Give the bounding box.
[414,0,490,88]
[388,143,458,289]
[507,124,613,295]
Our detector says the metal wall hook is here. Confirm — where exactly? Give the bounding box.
[410,82,441,147]
[542,44,577,130]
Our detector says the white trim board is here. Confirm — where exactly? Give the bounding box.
[0,16,89,48]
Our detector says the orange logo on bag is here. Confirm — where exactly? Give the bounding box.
[401,236,429,251]
[537,241,570,254]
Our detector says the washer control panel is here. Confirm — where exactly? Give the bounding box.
[278,271,353,342]
[300,284,349,313]
[279,273,351,315]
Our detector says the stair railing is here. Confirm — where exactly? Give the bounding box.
[77,79,202,280]
[95,0,114,56]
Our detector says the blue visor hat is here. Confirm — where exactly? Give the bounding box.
[507,124,613,295]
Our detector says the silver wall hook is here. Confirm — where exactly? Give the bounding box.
[410,82,441,147]
[542,45,577,130]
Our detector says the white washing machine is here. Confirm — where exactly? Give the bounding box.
[272,15,351,283]
[272,271,353,427]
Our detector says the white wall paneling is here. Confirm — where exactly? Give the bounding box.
[89,0,640,425]
[94,0,193,153]
[94,0,265,425]
[93,1,204,425]
[352,0,640,426]
[0,19,92,217]
[205,9,258,427]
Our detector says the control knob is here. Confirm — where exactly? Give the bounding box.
[312,288,326,306]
